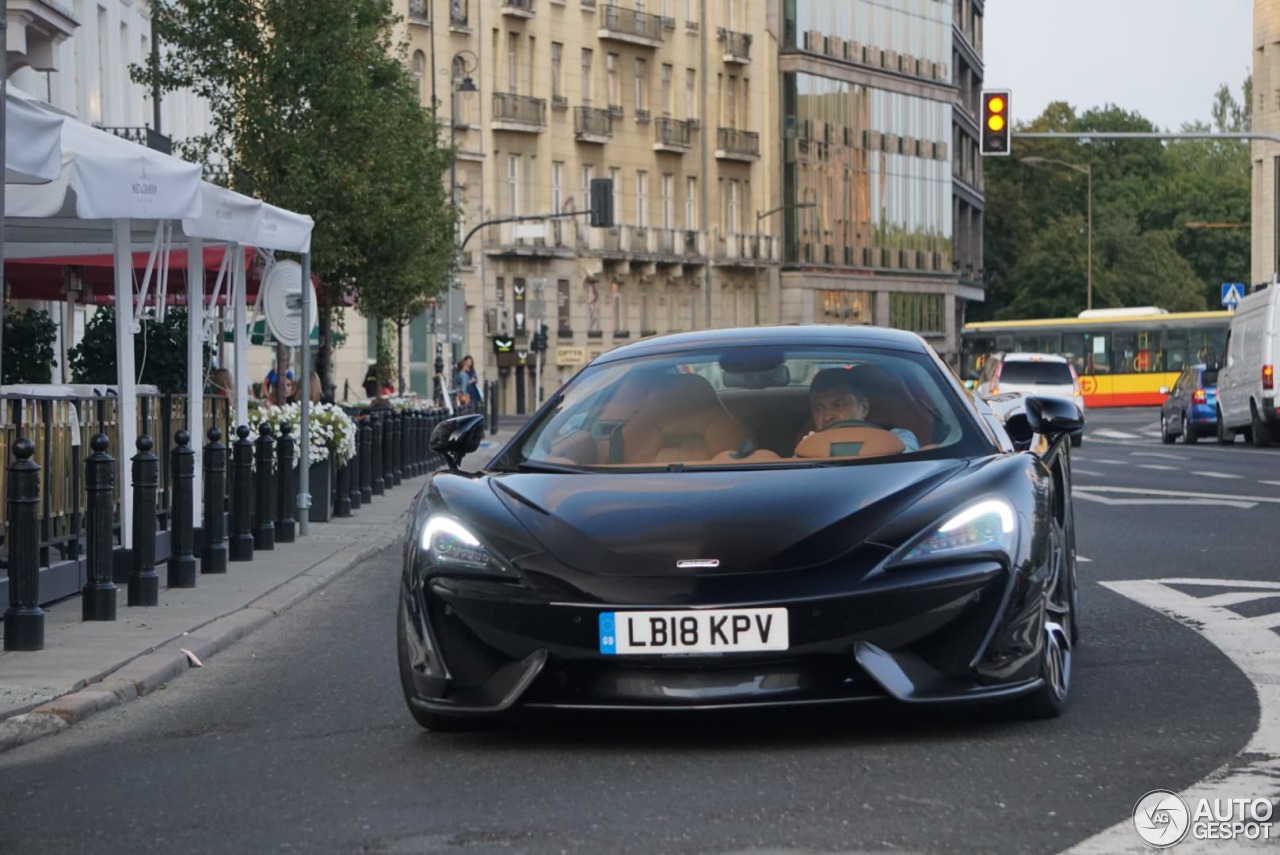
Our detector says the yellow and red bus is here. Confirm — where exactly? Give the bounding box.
[961,307,1232,407]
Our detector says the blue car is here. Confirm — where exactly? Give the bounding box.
[1159,364,1220,444]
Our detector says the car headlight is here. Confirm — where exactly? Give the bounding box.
[421,516,498,572]
[895,498,1018,565]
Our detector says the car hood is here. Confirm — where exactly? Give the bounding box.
[485,460,969,576]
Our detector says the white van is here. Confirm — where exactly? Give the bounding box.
[1217,285,1280,446]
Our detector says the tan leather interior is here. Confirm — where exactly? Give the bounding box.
[795,426,905,459]
[619,373,754,463]
[709,448,782,463]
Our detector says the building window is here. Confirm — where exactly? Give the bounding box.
[551,43,563,102]
[552,161,564,213]
[581,49,593,104]
[635,171,648,227]
[609,166,622,224]
[612,280,625,333]
[660,64,673,117]
[661,174,674,230]
[450,0,468,27]
[725,74,736,128]
[890,293,945,335]
[607,53,620,110]
[685,176,697,229]
[412,51,426,105]
[685,68,696,122]
[635,58,648,113]
[507,33,519,94]
[507,155,521,216]
[580,163,594,240]
[726,180,740,234]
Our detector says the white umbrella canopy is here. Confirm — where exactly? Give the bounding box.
[5,87,62,184]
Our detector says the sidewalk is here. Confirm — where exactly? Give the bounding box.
[0,417,526,753]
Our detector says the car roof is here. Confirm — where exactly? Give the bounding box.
[594,325,933,364]
[998,352,1069,363]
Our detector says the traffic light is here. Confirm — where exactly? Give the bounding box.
[531,323,549,353]
[589,178,614,228]
[981,90,1011,156]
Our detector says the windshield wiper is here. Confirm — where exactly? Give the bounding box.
[513,460,587,474]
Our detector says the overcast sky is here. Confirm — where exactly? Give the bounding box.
[983,0,1253,131]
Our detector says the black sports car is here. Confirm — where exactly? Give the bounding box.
[398,326,1083,730]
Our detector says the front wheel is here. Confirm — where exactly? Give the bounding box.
[1181,412,1198,444]
[1013,524,1074,719]
[1217,409,1235,445]
[1160,415,1176,444]
[397,603,492,732]
[1252,406,1273,448]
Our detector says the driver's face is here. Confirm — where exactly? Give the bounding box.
[810,389,868,431]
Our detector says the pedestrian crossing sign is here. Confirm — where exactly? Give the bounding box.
[1222,282,1245,307]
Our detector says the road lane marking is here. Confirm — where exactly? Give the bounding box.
[1260,480,1280,487]
[1190,471,1242,479]
[1077,556,1092,562]
[1131,452,1187,461]
[1136,464,1179,471]
[1073,493,1256,509]
[1060,578,1280,855]
[1093,459,1129,466]
[1073,485,1280,504]
[1093,429,1143,439]
[1072,469,1104,476]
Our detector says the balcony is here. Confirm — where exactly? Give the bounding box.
[492,93,547,133]
[502,0,535,18]
[653,117,693,153]
[574,106,613,143]
[714,233,775,266]
[599,5,665,48]
[99,125,173,155]
[719,29,752,64]
[407,0,430,24]
[715,127,759,161]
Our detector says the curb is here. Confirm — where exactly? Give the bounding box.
[0,529,402,756]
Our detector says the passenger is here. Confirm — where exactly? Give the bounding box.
[805,367,920,452]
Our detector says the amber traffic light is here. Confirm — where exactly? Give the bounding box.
[981,90,1011,156]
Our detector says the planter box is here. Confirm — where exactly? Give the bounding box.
[308,458,334,522]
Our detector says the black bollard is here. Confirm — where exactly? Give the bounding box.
[83,433,117,621]
[201,427,228,574]
[253,423,275,551]
[347,424,362,512]
[276,423,296,543]
[358,417,373,504]
[405,411,417,478]
[336,450,353,517]
[391,411,403,486]
[381,412,395,492]
[229,425,255,562]
[167,430,197,588]
[370,413,385,496]
[128,435,160,607]
[4,438,44,649]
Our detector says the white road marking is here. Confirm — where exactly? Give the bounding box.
[1093,429,1143,440]
[1260,481,1280,487]
[1072,469,1105,477]
[1074,486,1280,504]
[1130,452,1187,461]
[1191,471,1242,479]
[1073,493,1256,509]
[1136,464,1179,471]
[1077,556,1092,562]
[1059,579,1280,855]
[1093,459,1130,466]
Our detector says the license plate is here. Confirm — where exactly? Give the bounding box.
[598,608,789,655]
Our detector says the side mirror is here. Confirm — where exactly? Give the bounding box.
[430,414,487,471]
[1025,396,1084,440]
[1158,386,1170,396]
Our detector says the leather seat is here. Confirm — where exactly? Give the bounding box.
[619,373,754,463]
[795,426,905,459]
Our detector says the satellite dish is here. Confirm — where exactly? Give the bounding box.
[259,260,317,347]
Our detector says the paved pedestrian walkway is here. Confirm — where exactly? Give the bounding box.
[0,419,525,753]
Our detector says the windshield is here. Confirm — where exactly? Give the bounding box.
[999,361,1074,386]
[502,345,988,470]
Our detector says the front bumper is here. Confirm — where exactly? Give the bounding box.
[400,560,1046,714]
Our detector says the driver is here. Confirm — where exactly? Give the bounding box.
[807,367,920,451]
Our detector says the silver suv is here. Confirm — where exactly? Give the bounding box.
[974,352,1086,447]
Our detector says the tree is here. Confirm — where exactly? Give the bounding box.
[134,0,458,394]
[67,308,203,393]
[2,308,57,384]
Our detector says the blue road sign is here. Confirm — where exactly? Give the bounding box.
[1222,282,1245,307]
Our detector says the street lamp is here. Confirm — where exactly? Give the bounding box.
[440,50,479,402]
[1021,156,1093,311]
[754,201,816,324]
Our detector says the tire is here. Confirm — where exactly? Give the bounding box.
[1160,415,1176,444]
[1216,409,1235,445]
[1013,521,1074,719]
[1252,405,1273,448]
[397,602,490,732]
[1070,433,1083,448]
[1181,412,1198,444]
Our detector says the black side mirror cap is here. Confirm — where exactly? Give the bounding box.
[430,414,487,470]
[1025,396,1084,437]
[1004,412,1036,452]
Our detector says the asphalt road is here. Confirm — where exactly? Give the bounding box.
[0,408,1272,855]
